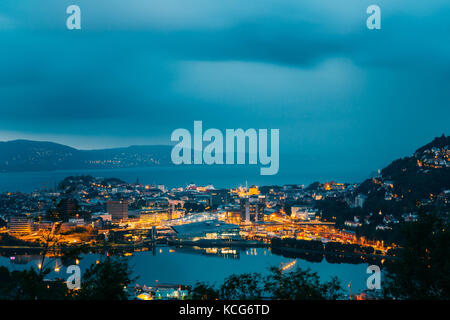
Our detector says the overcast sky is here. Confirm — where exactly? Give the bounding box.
[0,0,449,180]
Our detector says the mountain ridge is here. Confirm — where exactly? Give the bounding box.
[357,134,449,214]
[0,139,173,172]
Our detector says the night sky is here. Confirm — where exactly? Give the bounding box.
[0,0,449,180]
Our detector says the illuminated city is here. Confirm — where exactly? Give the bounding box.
[0,0,449,307]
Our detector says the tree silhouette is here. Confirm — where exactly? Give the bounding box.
[220,273,264,300]
[190,281,219,300]
[384,211,450,299]
[264,267,343,300]
[79,255,137,300]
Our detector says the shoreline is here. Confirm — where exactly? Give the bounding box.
[0,239,394,259]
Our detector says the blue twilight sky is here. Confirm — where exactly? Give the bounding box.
[0,0,449,181]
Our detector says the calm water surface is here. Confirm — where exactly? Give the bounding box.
[0,246,369,292]
[0,165,364,193]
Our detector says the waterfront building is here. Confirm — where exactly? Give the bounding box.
[68,218,85,226]
[58,198,78,217]
[291,206,317,220]
[240,198,250,222]
[240,196,265,222]
[38,220,54,231]
[98,213,112,222]
[210,189,230,207]
[193,194,212,207]
[107,200,129,222]
[60,222,78,232]
[171,219,240,241]
[8,215,32,234]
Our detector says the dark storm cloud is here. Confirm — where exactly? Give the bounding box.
[0,0,449,179]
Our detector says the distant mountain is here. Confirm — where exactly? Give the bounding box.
[0,140,173,172]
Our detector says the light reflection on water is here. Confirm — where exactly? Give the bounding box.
[0,246,369,292]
